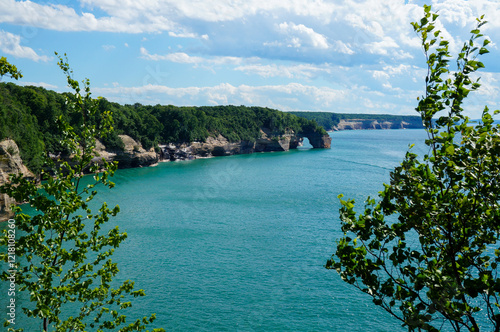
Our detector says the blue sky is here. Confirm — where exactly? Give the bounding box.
[0,0,499,118]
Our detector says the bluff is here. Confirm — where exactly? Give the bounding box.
[0,139,34,221]
[160,129,331,161]
[289,111,424,131]
[0,135,157,221]
[94,135,158,168]
[333,119,415,130]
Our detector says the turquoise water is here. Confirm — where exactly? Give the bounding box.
[2,129,430,331]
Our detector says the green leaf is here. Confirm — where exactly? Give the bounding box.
[330,6,500,332]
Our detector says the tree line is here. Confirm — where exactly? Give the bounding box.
[0,82,325,174]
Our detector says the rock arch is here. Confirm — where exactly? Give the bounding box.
[296,132,331,149]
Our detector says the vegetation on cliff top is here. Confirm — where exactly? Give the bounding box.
[0,82,325,173]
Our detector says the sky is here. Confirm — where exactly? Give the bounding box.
[0,0,499,118]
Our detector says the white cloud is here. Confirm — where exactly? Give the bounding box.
[168,31,209,40]
[2,0,497,65]
[21,82,58,89]
[471,72,500,98]
[102,44,115,51]
[277,22,329,50]
[82,0,337,23]
[1,0,499,117]
[140,47,248,66]
[235,63,333,79]
[431,0,477,27]
[0,0,177,33]
[93,82,348,111]
[366,37,399,55]
[141,48,204,63]
[0,30,51,62]
[372,71,390,80]
[332,40,355,55]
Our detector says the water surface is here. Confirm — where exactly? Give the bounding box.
[2,129,429,331]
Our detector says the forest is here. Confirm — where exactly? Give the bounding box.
[0,82,325,173]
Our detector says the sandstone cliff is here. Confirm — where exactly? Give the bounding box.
[110,135,158,168]
[0,139,34,221]
[333,119,415,131]
[159,129,331,161]
[61,135,158,169]
[0,135,158,221]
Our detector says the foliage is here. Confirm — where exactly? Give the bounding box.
[0,82,326,173]
[290,111,341,131]
[327,5,500,331]
[0,57,22,80]
[0,55,164,332]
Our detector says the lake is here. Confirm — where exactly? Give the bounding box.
[1,129,430,331]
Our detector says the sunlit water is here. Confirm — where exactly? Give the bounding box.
[1,129,432,331]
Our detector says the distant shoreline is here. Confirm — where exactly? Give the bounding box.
[289,111,424,131]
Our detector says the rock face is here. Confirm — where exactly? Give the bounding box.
[0,139,34,221]
[160,135,253,161]
[333,119,416,130]
[84,135,159,169]
[159,129,331,161]
[305,132,332,148]
[104,135,158,168]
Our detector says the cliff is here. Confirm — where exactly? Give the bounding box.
[160,129,331,161]
[105,135,158,168]
[333,119,415,131]
[0,135,157,221]
[57,135,158,169]
[289,111,424,131]
[0,139,34,221]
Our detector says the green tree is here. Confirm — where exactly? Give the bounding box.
[0,55,164,332]
[0,57,22,80]
[327,6,500,331]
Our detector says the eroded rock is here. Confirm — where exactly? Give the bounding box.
[0,139,34,221]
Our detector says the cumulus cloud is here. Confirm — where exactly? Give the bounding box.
[140,47,246,65]
[140,48,204,63]
[81,0,337,23]
[277,22,329,49]
[93,82,347,111]
[235,63,334,79]
[2,0,496,64]
[91,78,429,115]
[372,64,415,80]
[366,37,399,55]
[0,30,51,62]
[168,31,208,40]
[0,0,177,33]
[332,40,355,55]
[1,0,499,116]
